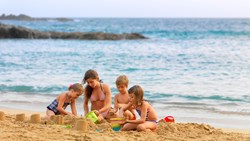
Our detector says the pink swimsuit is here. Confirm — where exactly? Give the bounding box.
[90,83,110,118]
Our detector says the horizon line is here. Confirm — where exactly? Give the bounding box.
[1,13,250,19]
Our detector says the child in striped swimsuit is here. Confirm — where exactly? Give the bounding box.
[121,85,158,132]
[45,83,84,121]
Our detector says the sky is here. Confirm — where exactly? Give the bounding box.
[0,0,250,18]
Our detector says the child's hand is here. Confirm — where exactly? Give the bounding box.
[93,110,100,116]
[109,109,115,116]
[120,119,128,125]
[98,116,104,123]
[68,113,76,117]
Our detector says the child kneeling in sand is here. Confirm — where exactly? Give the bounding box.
[109,75,136,120]
[121,85,158,132]
[45,83,84,120]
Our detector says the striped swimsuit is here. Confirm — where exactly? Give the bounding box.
[47,94,70,115]
[135,106,158,124]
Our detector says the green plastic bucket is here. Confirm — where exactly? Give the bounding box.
[86,111,98,123]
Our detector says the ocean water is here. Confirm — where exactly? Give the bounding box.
[1,18,250,129]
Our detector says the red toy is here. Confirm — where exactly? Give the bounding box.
[164,116,175,123]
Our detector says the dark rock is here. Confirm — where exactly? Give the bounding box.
[0,14,73,22]
[0,23,147,40]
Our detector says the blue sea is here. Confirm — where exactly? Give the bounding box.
[1,18,250,129]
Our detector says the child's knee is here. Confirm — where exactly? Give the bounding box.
[123,111,133,119]
[136,124,146,131]
[121,125,129,131]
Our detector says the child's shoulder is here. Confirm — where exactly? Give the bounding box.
[59,91,66,95]
[114,93,121,97]
[101,83,110,89]
[57,92,67,100]
[143,100,151,106]
[101,82,109,86]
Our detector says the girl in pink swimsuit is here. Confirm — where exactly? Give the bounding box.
[83,69,112,120]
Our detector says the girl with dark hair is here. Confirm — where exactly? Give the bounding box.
[83,69,112,120]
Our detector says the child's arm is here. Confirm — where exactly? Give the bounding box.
[83,94,89,115]
[57,93,72,115]
[113,94,119,113]
[130,108,136,117]
[125,102,147,124]
[70,99,77,116]
[122,102,133,112]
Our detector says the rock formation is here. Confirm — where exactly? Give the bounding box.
[0,14,73,22]
[0,23,147,40]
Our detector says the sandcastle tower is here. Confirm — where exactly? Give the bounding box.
[75,119,88,132]
[0,111,5,121]
[16,113,25,121]
[55,115,64,125]
[30,114,41,123]
[50,115,56,122]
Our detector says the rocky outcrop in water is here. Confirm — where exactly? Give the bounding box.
[0,23,147,40]
[0,14,73,22]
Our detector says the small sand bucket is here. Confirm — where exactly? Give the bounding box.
[56,115,64,125]
[16,113,25,122]
[50,115,56,122]
[75,119,88,132]
[0,111,5,121]
[111,123,121,131]
[86,111,98,123]
[110,117,124,131]
[30,114,41,123]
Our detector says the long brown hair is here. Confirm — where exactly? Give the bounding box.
[128,85,144,106]
[82,69,99,99]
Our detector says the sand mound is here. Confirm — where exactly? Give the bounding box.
[0,113,249,141]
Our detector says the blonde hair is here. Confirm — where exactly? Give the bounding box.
[116,75,129,87]
[68,83,84,95]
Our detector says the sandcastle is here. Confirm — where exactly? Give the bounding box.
[0,111,5,120]
[30,114,41,123]
[16,113,25,122]
[50,115,56,122]
[75,119,88,132]
[49,115,77,125]
[56,115,64,125]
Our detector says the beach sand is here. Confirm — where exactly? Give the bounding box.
[0,108,250,141]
